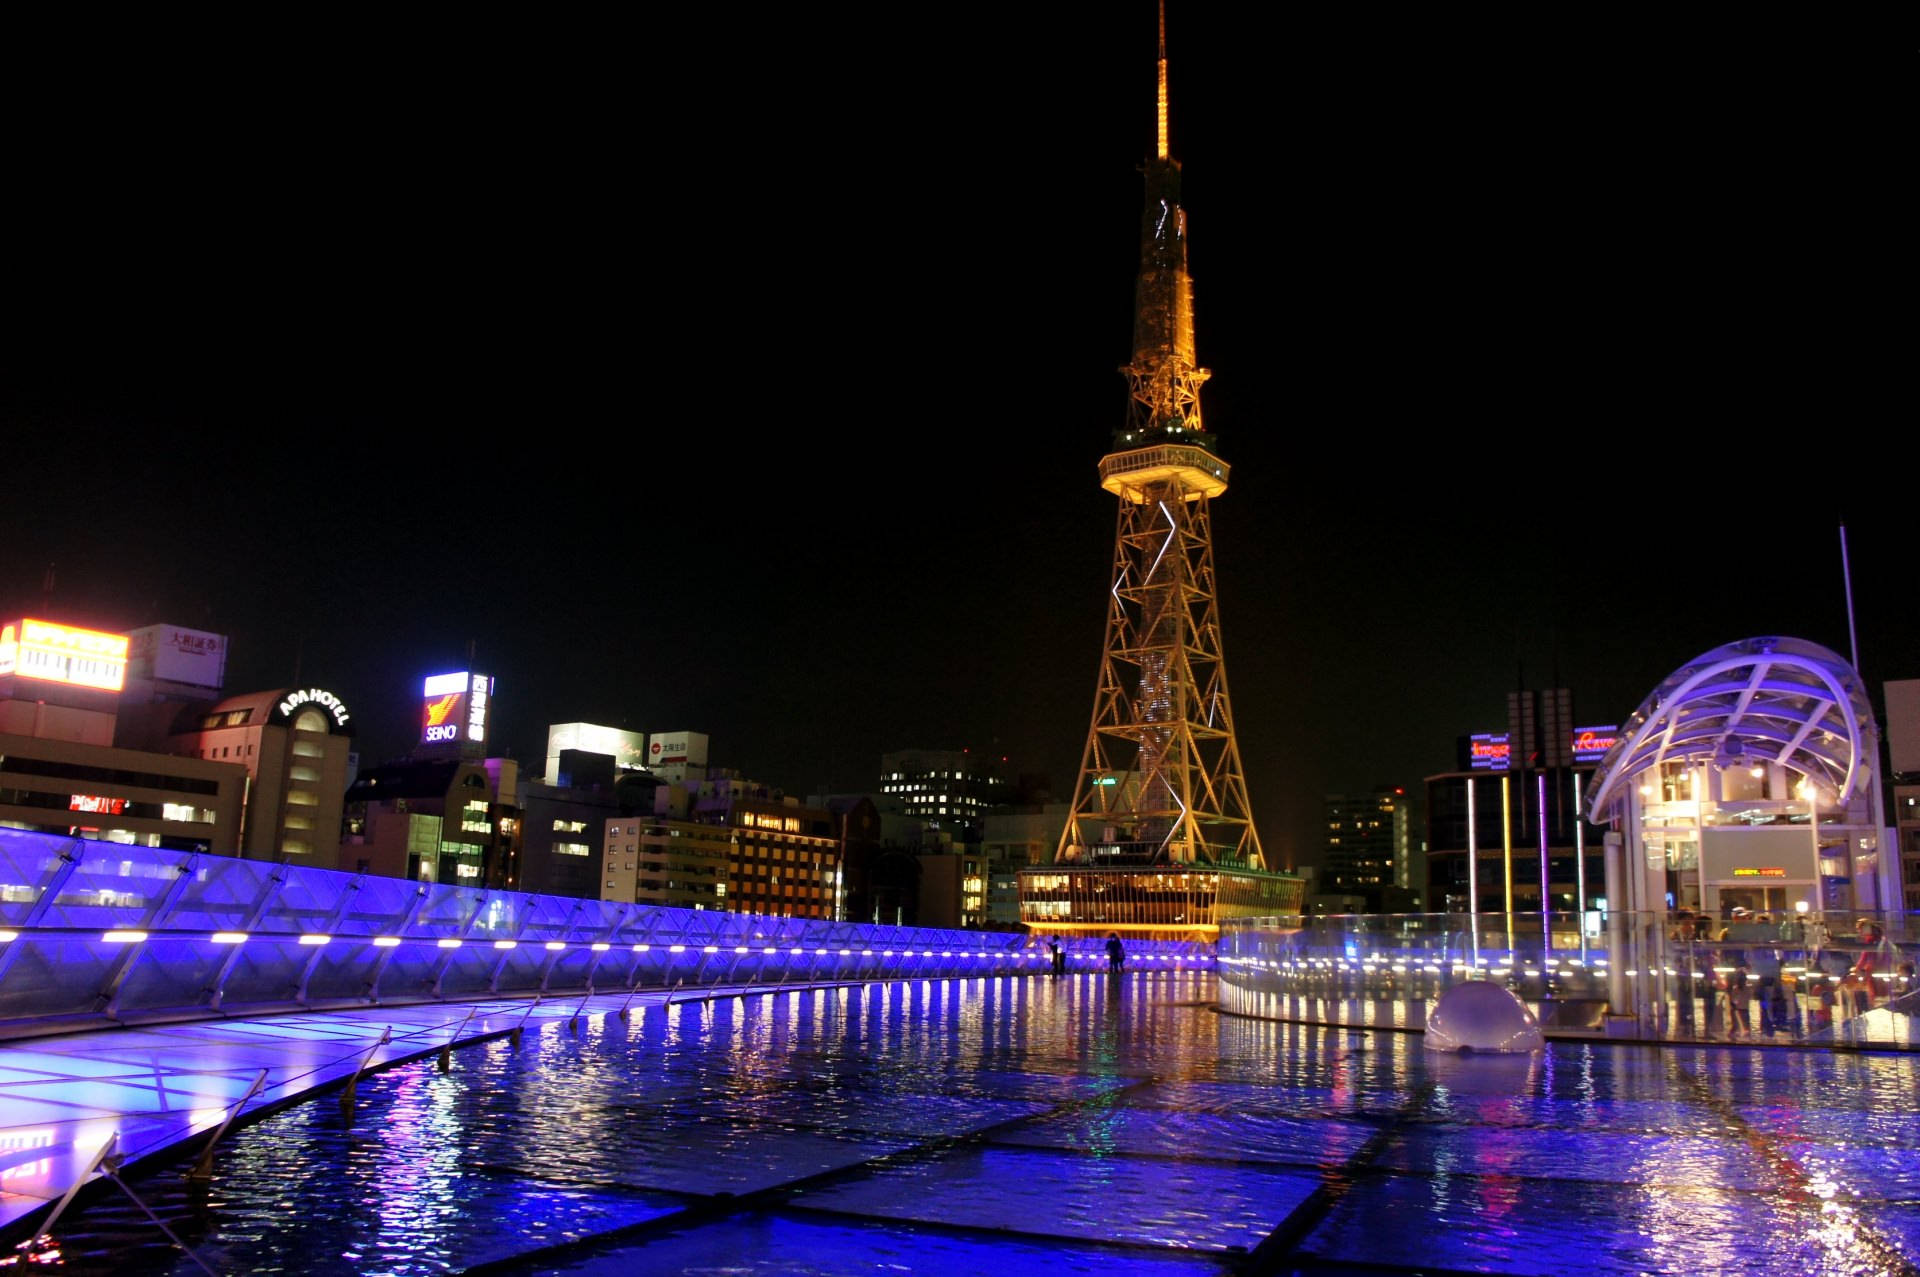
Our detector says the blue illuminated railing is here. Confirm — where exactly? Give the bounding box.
[0,829,1211,1039]
[1218,910,1920,1048]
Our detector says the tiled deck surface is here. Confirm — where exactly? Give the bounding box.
[2,974,1917,1275]
[0,986,799,1238]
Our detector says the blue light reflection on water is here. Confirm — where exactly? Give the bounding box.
[534,1212,1232,1276]
[25,972,1920,1276]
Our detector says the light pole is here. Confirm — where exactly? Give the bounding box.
[835,809,848,923]
[1465,776,1479,968]
[1799,780,1821,917]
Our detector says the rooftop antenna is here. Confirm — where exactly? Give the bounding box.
[1839,522,1861,674]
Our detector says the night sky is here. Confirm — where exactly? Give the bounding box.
[5,7,1908,868]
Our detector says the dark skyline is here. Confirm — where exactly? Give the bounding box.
[5,8,1907,867]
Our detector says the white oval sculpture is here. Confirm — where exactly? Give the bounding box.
[1425,980,1544,1053]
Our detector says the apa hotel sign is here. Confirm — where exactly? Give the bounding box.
[275,688,352,730]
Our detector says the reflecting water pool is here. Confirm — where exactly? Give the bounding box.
[22,972,1920,1275]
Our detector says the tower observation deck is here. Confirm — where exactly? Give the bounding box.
[1020,6,1301,943]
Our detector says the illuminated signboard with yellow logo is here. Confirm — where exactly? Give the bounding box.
[0,619,129,691]
[421,671,494,746]
[1733,867,1787,877]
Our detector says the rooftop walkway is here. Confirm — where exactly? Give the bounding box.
[0,984,800,1242]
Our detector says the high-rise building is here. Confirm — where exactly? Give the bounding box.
[340,757,520,889]
[1019,13,1301,942]
[1322,787,1411,911]
[0,617,247,852]
[878,748,1008,849]
[159,686,356,869]
[1888,679,1920,911]
[601,780,867,921]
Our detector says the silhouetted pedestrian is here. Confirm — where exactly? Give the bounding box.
[1727,960,1752,1038]
[1105,932,1125,975]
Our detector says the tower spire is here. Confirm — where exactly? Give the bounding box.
[1121,2,1209,452]
[1156,0,1169,162]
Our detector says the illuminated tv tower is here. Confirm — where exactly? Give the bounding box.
[1022,5,1299,940]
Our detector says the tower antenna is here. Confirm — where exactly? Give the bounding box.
[1156,0,1169,161]
[1839,521,1861,674]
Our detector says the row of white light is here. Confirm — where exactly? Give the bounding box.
[22,933,1121,952]
[1221,956,1608,980]
[0,931,1198,970]
[1610,967,1897,981]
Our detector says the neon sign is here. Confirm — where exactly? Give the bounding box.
[466,673,490,742]
[278,687,351,729]
[1469,733,1511,770]
[1572,726,1620,762]
[0,618,128,691]
[1733,867,1787,877]
[421,672,492,746]
[69,794,128,815]
[422,673,467,744]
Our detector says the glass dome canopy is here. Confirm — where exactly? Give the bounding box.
[1584,636,1878,822]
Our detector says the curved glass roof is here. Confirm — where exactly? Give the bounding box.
[1584,636,1878,821]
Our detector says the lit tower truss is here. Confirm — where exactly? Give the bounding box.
[1020,5,1300,942]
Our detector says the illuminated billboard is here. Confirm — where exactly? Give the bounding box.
[1468,733,1511,770]
[0,619,129,692]
[546,723,648,774]
[124,624,227,691]
[1571,725,1620,763]
[422,672,493,747]
[647,731,708,767]
[1465,726,1620,770]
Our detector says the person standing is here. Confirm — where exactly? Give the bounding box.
[1105,932,1125,976]
[1750,920,1784,1035]
[1048,937,1065,976]
[1671,912,1697,1037]
[1842,919,1897,1017]
[1726,960,1753,1039]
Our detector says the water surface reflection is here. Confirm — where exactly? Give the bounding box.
[28,972,1920,1276]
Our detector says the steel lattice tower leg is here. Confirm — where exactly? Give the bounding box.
[1059,473,1263,871]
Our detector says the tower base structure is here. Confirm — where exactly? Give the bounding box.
[1019,863,1301,945]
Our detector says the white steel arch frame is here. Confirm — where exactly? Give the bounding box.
[1584,636,1879,821]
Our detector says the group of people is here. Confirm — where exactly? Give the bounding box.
[1669,908,1908,1039]
[1043,933,1128,977]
